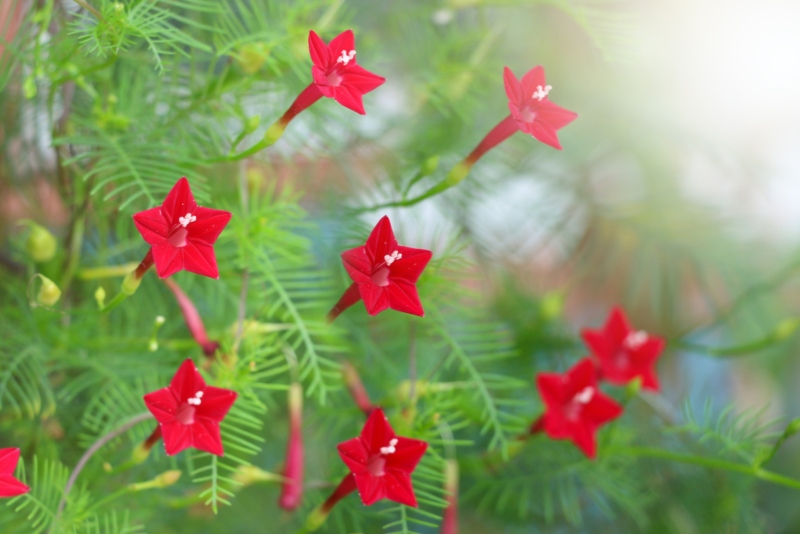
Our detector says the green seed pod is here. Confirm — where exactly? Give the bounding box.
[37,275,61,307]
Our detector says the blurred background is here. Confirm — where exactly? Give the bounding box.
[3,0,800,532]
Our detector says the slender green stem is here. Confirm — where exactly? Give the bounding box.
[607,446,800,490]
[73,0,103,20]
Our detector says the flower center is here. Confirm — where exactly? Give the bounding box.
[532,84,552,101]
[179,212,197,227]
[519,105,537,123]
[367,455,386,476]
[623,331,648,351]
[384,250,402,266]
[176,391,204,425]
[371,266,391,287]
[564,386,594,421]
[336,49,356,66]
[168,226,189,248]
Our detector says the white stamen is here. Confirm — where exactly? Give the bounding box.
[532,84,552,101]
[179,212,197,227]
[623,330,649,351]
[574,386,594,404]
[384,250,402,266]
[380,438,399,455]
[336,49,356,65]
[187,391,204,406]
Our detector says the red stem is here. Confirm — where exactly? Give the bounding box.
[162,277,220,357]
[326,282,362,323]
[528,414,545,435]
[278,83,324,127]
[464,115,519,166]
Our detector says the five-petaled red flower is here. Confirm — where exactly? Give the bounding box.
[0,448,29,498]
[133,177,231,279]
[581,307,666,391]
[328,216,432,320]
[536,358,623,459]
[143,359,237,456]
[337,408,428,507]
[503,66,578,150]
[308,29,386,115]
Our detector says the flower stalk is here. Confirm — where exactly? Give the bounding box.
[342,361,375,415]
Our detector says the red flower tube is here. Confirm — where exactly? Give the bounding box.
[162,277,220,357]
[342,361,376,415]
[278,382,304,511]
[441,459,459,534]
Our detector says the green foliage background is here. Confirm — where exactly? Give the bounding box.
[2,0,800,532]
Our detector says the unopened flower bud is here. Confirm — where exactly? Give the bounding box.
[420,155,440,176]
[25,223,57,262]
[236,42,270,74]
[129,470,182,491]
[233,465,283,486]
[94,286,106,308]
[36,275,61,306]
[244,115,261,135]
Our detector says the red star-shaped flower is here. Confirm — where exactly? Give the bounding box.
[308,29,386,114]
[328,216,432,321]
[132,177,231,279]
[0,448,29,498]
[536,358,623,459]
[143,359,237,456]
[581,307,666,391]
[337,408,428,507]
[503,66,578,150]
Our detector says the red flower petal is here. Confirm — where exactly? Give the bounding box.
[385,281,424,316]
[143,388,178,423]
[360,409,396,454]
[169,359,206,404]
[160,421,193,456]
[354,471,386,505]
[364,216,399,264]
[308,30,331,69]
[0,448,20,475]
[341,247,373,284]
[385,438,427,473]
[0,474,30,498]
[190,418,225,456]
[391,247,432,284]
[132,207,169,245]
[360,282,391,316]
[536,100,579,131]
[383,470,418,507]
[519,66,546,99]
[606,307,633,346]
[152,243,184,279]
[527,121,564,150]
[160,177,197,226]
[188,207,232,245]
[342,64,386,94]
[333,84,366,115]
[182,242,220,279]
[328,29,356,63]
[337,437,369,472]
[503,66,522,104]
[196,386,237,422]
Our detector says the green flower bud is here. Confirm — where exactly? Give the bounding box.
[420,155,440,176]
[36,275,61,307]
[244,115,261,135]
[26,223,57,262]
[94,286,107,308]
[236,42,270,74]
